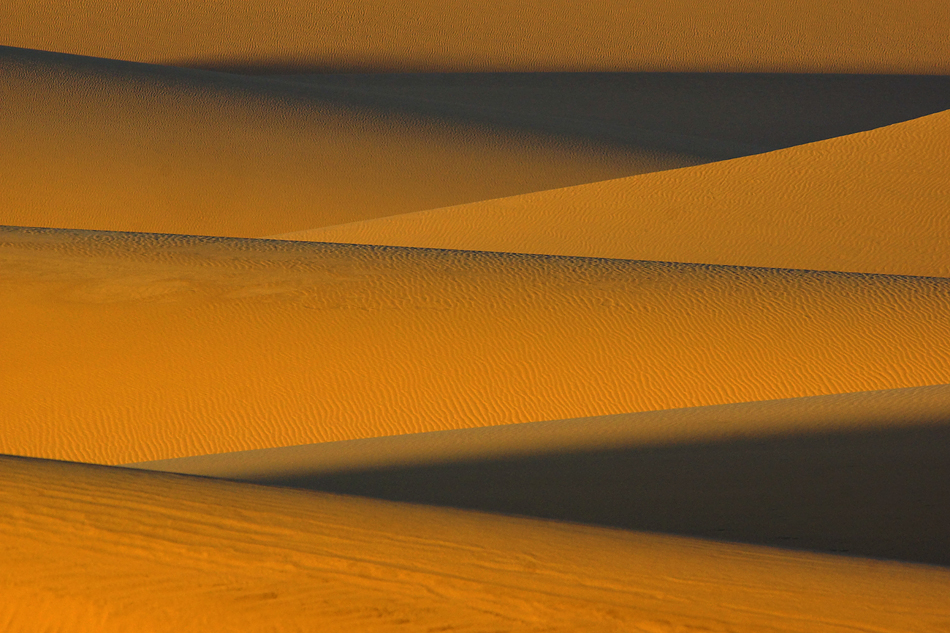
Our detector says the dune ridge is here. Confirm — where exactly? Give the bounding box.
[0,45,680,238]
[3,455,950,632]
[274,72,950,156]
[278,109,950,277]
[3,226,950,464]
[131,384,950,478]
[2,0,949,73]
[130,385,950,566]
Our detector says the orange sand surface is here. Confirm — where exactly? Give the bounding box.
[4,3,950,625]
[0,46,677,238]
[132,385,950,565]
[2,0,949,73]
[280,109,950,277]
[3,226,950,465]
[3,455,949,632]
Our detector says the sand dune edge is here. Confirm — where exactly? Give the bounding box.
[3,454,950,631]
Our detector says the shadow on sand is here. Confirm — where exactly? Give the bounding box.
[173,66,950,157]
[242,423,950,567]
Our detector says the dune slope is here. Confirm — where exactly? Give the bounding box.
[278,72,950,155]
[133,385,950,565]
[0,46,678,238]
[2,0,949,73]
[3,455,950,632]
[282,109,950,277]
[3,226,950,464]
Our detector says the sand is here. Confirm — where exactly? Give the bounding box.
[273,72,950,156]
[131,385,950,565]
[0,45,682,238]
[278,109,950,277]
[2,0,949,73]
[3,454,950,632]
[3,226,950,465]
[4,1,950,626]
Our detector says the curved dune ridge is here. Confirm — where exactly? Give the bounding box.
[0,46,682,238]
[278,108,950,277]
[4,0,950,628]
[2,0,950,73]
[3,226,950,465]
[131,385,950,566]
[4,456,950,632]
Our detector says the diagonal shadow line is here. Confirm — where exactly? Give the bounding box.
[167,66,950,156]
[131,386,950,568]
[224,424,950,567]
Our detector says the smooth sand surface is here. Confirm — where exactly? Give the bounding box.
[0,46,683,238]
[2,0,949,73]
[279,109,950,277]
[3,455,950,632]
[3,226,950,465]
[131,385,950,565]
[276,72,950,155]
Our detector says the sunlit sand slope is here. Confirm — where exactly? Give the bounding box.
[2,0,949,73]
[133,385,950,565]
[3,456,950,632]
[3,227,950,465]
[0,46,677,238]
[281,110,950,277]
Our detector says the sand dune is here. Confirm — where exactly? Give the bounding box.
[5,1,950,628]
[0,46,678,238]
[2,0,949,73]
[3,226,950,465]
[3,455,950,632]
[277,72,950,156]
[280,109,950,277]
[132,385,950,565]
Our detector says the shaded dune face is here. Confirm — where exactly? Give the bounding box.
[4,0,950,626]
[3,227,950,465]
[5,455,950,632]
[274,72,950,155]
[0,46,681,238]
[133,385,950,566]
[285,109,950,277]
[2,0,950,73]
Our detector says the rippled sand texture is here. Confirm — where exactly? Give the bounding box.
[2,0,949,73]
[132,386,950,565]
[280,109,950,277]
[3,226,950,464]
[3,1,950,630]
[4,455,950,633]
[0,46,679,237]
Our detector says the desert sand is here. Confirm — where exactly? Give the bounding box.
[3,226,950,465]
[279,109,950,277]
[3,0,950,629]
[2,0,949,73]
[1,45,682,237]
[132,385,950,565]
[3,455,950,632]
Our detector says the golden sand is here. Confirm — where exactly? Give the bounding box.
[3,227,949,465]
[0,46,683,238]
[131,385,950,566]
[3,1,950,626]
[2,0,949,73]
[279,109,950,277]
[3,455,949,632]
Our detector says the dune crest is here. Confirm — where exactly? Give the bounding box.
[131,385,950,565]
[278,109,950,277]
[3,455,950,632]
[3,227,950,464]
[0,46,678,238]
[2,0,949,73]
